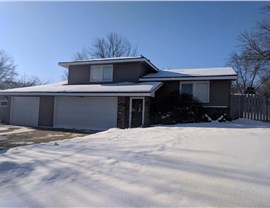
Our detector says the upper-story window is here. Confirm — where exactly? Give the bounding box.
[180,81,210,103]
[90,65,113,82]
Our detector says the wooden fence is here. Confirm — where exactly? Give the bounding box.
[230,94,270,121]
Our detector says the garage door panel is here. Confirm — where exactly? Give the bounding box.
[54,97,117,130]
[11,97,40,127]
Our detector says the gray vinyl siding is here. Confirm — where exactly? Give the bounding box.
[38,96,54,127]
[68,62,146,84]
[0,95,55,126]
[156,81,179,98]
[0,96,11,124]
[153,81,179,106]
[179,80,231,107]
[113,63,140,83]
[139,62,156,77]
[207,80,231,107]
[153,80,231,107]
[68,65,91,84]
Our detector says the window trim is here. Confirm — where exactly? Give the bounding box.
[180,81,210,103]
[90,65,113,82]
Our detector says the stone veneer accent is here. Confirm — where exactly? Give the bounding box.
[117,97,130,129]
[144,97,151,127]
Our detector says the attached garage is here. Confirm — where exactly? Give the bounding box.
[0,81,161,130]
[10,97,40,127]
[54,96,118,130]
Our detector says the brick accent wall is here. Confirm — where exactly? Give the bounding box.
[144,97,151,127]
[117,97,130,129]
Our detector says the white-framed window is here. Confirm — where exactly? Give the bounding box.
[90,65,113,82]
[0,100,8,107]
[180,81,210,103]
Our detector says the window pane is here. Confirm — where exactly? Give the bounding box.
[194,83,209,102]
[181,84,193,95]
[91,67,102,81]
[103,66,113,81]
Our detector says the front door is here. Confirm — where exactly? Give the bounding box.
[130,98,144,128]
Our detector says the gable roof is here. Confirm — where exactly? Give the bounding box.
[59,56,159,72]
[140,67,237,81]
[0,81,163,97]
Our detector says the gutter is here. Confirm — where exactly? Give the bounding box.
[0,82,164,97]
[140,75,237,81]
[0,92,155,97]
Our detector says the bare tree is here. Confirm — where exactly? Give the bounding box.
[61,69,68,81]
[73,48,89,61]
[229,4,270,96]
[0,50,46,89]
[11,74,46,88]
[0,50,17,89]
[60,33,138,80]
[237,5,270,63]
[229,52,269,95]
[258,77,270,97]
[74,32,138,60]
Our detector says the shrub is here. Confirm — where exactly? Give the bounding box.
[154,92,206,124]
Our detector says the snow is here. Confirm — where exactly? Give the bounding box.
[204,114,212,122]
[1,119,270,207]
[59,56,143,65]
[0,81,162,94]
[59,56,159,71]
[142,67,237,79]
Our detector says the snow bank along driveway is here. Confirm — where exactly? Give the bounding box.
[1,119,270,207]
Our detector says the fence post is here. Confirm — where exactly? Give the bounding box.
[266,98,269,122]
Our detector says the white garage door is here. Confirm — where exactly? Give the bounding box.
[54,97,118,130]
[10,97,40,127]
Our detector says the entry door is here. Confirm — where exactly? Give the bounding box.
[130,98,144,128]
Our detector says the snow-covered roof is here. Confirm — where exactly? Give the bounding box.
[59,56,159,72]
[0,81,163,97]
[140,67,237,81]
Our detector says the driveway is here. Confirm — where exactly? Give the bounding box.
[0,124,90,150]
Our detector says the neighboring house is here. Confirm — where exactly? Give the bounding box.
[0,56,237,130]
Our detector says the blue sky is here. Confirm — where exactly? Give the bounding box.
[0,2,266,82]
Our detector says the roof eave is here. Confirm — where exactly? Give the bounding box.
[0,82,164,98]
[58,57,159,71]
[0,92,155,97]
[139,75,237,81]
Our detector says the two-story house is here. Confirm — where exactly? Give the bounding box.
[0,56,237,130]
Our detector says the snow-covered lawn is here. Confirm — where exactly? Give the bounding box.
[1,119,270,207]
